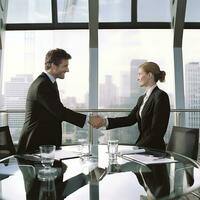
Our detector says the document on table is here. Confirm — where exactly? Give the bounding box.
[54,150,81,160]
[122,154,177,165]
[119,148,146,156]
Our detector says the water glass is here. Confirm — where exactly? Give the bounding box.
[107,160,120,174]
[78,138,90,157]
[39,145,55,169]
[108,140,119,161]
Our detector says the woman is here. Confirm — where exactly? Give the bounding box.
[92,62,170,150]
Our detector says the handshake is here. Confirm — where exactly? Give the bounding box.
[88,115,106,129]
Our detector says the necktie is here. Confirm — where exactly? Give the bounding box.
[53,81,58,91]
[53,81,59,98]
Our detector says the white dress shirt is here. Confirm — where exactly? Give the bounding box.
[45,71,56,83]
[139,84,157,118]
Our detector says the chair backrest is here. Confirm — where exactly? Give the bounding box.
[166,126,199,160]
[0,126,16,159]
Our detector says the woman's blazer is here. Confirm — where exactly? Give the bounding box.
[107,86,170,150]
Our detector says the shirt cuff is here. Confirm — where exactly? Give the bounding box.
[83,115,89,128]
[105,118,109,128]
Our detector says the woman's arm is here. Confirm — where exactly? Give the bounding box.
[107,96,143,130]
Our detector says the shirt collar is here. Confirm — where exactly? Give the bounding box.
[145,84,157,97]
[45,71,56,83]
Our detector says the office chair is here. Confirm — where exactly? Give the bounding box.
[166,126,199,160]
[166,126,200,198]
[0,126,16,159]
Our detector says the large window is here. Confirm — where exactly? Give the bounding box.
[99,30,174,109]
[2,30,89,108]
[3,0,200,145]
[57,0,131,23]
[137,0,170,22]
[57,0,88,22]
[7,0,52,23]
[98,29,174,144]
[1,30,89,143]
[99,0,131,22]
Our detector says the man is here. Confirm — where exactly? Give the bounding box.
[18,48,89,153]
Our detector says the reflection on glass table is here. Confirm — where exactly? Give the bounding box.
[39,145,57,177]
[0,145,200,200]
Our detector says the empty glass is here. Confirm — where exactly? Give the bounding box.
[108,140,119,161]
[78,138,90,158]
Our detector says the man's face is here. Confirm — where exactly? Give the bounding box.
[53,59,69,79]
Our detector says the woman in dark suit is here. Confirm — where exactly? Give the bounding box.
[91,62,170,150]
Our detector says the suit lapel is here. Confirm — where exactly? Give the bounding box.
[136,95,145,121]
[41,72,60,99]
[141,86,158,117]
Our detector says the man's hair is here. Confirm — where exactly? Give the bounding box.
[45,48,71,70]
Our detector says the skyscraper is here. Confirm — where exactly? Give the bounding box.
[4,74,33,109]
[185,62,200,127]
[99,75,118,108]
[4,74,33,142]
[119,71,130,106]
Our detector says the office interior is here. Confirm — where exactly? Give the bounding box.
[1,0,200,153]
[1,0,200,199]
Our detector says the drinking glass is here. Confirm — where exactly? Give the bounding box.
[107,159,120,174]
[78,138,90,158]
[107,140,119,161]
[39,145,56,174]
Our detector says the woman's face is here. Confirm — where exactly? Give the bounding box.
[137,67,152,87]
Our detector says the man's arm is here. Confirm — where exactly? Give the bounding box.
[37,82,86,128]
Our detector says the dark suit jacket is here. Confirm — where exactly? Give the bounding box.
[107,86,170,150]
[17,72,86,153]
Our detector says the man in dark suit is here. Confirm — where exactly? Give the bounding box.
[90,62,170,150]
[18,48,88,153]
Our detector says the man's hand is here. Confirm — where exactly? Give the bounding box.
[88,115,106,129]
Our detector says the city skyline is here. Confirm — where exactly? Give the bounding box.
[3,0,200,144]
[1,58,200,144]
[1,58,176,110]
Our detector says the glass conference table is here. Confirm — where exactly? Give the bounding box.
[0,145,200,200]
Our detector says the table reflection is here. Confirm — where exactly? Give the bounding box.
[16,158,92,200]
[0,145,200,200]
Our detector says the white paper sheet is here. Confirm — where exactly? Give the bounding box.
[123,154,177,165]
[119,149,146,155]
[54,150,81,160]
